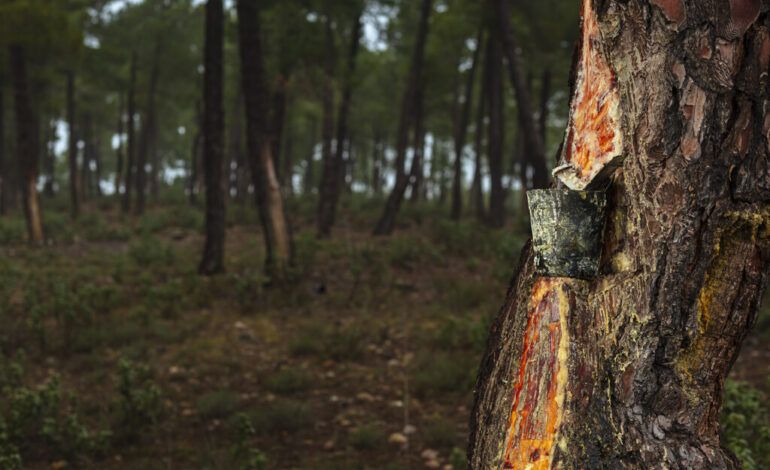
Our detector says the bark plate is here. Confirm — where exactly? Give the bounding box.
[527,189,608,279]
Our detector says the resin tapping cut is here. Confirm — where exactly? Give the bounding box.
[555,0,623,190]
[501,278,571,469]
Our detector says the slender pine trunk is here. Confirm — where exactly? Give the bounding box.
[122,51,137,213]
[9,45,43,243]
[373,0,433,235]
[199,0,226,275]
[66,71,80,218]
[135,37,162,215]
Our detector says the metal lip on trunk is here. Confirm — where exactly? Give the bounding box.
[527,188,608,279]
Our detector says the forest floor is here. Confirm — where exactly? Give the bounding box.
[0,195,767,469]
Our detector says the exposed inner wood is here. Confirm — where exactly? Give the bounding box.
[501,278,570,469]
[556,0,623,190]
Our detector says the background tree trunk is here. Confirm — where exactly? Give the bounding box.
[199,0,226,275]
[471,37,489,222]
[66,71,80,218]
[135,38,162,216]
[469,1,770,468]
[316,14,338,237]
[496,0,548,190]
[43,118,55,198]
[9,45,43,243]
[236,0,292,276]
[122,51,137,213]
[114,93,124,196]
[451,27,483,221]
[0,84,5,215]
[373,0,432,235]
[486,19,505,228]
[318,10,362,237]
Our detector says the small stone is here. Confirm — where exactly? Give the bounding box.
[425,459,441,469]
[50,461,68,470]
[421,449,440,460]
[168,365,181,375]
[323,439,335,451]
[442,465,453,470]
[356,392,375,402]
[329,395,340,403]
[390,400,404,408]
[403,424,417,435]
[234,321,246,329]
[388,432,408,445]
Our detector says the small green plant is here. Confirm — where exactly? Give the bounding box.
[423,416,458,449]
[127,235,176,267]
[231,413,268,470]
[411,352,476,398]
[116,359,163,432]
[196,390,240,420]
[348,424,386,451]
[721,379,770,470]
[246,400,310,434]
[264,369,312,395]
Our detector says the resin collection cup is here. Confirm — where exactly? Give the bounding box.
[526,189,608,279]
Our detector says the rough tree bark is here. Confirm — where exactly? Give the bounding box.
[122,51,137,213]
[66,71,80,218]
[468,0,770,468]
[9,45,43,243]
[451,27,483,221]
[373,0,433,235]
[486,18,506,228]
[236,0,292,276]
[135,37,162,216]
[318,10,363,237]
[199,0,226,275]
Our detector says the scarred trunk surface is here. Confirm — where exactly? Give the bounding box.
[469,1,770,468]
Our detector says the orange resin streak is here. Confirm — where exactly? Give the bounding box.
[501,278,569,469]
[560,0,622,188]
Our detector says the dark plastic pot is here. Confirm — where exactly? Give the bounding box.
[526,189,608,279]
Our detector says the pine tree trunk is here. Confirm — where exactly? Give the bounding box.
[373,0,433,235]
[317,14,338,237]
[66,71,80,218]
[496,0,548,190]
[472,36,489,222]
[408,87,427,204]
[303,116,316,196]
[199,0,226,275]
[236,0,292,276]
[81,113,92,201]
[122,51,137,213]
[115,93,124,196]
[0,84,5,215]
[9,45,43,243]
[318,10,363,237]
[486,19,505,228]
[469,1,770,468]
[135,38,162,215]
[451,28,483,221]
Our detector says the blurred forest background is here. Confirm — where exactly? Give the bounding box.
[0,0,767,468]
